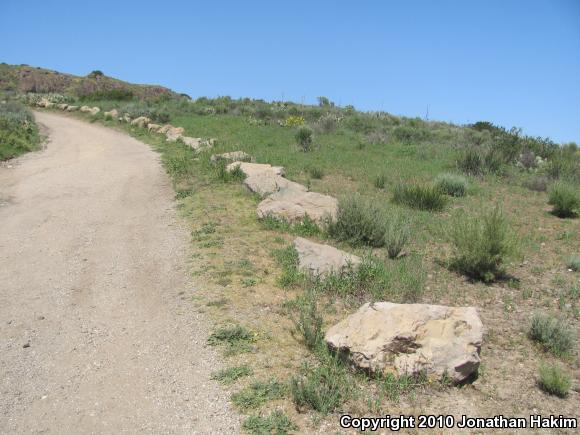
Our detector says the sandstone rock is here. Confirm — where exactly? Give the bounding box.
[211,151,252,163]
[45,102,55,108]
[80,105,91,113]
[147,123,161,132]
[293,237,361,277]
[131,116,151,128]
[88,107,100,116]
[57,103,69,110]
[122,114,132,123]
[104,109,119,119]
[244,172,307,197]
[325,302,483,383]
[226,162,285,178]
[166,126,185,142]
[158,124,173,134]
[257,188,338,225]
[66,105,79,111]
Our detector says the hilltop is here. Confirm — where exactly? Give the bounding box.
[0,63,182,101]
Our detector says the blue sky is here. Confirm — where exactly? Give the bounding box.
[1,0,579,143]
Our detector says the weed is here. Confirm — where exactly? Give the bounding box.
[327,195,387,247]
[295,126,313,152]
[538,364,571,398]
[548,182,580,218]
[242,410,298,435]
[211,365,253,384]
[214,160,246,183]
[292,288,324,350]
[374,174,387,189]
[378,372,428,402]
[242,277,257,287]
[393,183,448,211]
[567,255,580,272]
[383,213,410,259]
[434,173,469,197]
[207,325,255,355]
[529,314,574,357]
[450,206,517,282]
[272,245,304,288]
[232,379,286,410]
[308,166,324,179]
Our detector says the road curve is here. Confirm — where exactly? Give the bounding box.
[0,111,239,434]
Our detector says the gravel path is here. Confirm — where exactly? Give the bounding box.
[0,111,240,434]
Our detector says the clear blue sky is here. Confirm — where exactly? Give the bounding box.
[1,0,579,143]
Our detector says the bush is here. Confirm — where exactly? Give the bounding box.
[383,213,410,259]
[538,364,571,398]
[524,176,550,192]
[211,365,253,384]
[327,195,387,247]
[548,182,580,218]
[242,410,297,435]
[567,255,580,272]
[529,314,574,357]
[292,289,324,350]
[79,88,134,101]
[284,115,305,127]
[457,147,504,176]
[374,174,387,189]
[295,126,313,151]
[308,167,324,179]
[393,183,448,211]
[450,206,517,282]
[315,113,340,133]
[0,101,40,160]
[434,173,469,197]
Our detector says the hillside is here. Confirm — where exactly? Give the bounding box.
[0,63,181,100]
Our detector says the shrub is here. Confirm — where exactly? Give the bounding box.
[214,160,245,183]
[284,115,305,127]
[517,149,537,169]
[524,176,550,192]
[315,113,340,133]
[308,167,324,179]
[211,365,253,384]
[392,125,430,143]
[295,126,313,151]
[272,245,304,288]
[393,183,448,211]
[232,379,286,410]
[450,206,517,282]
[242,410,298,435]
[292,289,324,350]
[538,364,571,398]
[434,173,469,197]
[0,101,40,160]
[290,353,351,414]
[548,182,580,218]
[374,174,387,189]
[207,325,255,355]
[457,147,504,176]
[383,213,410,259]
[327,195,387,247]
[79,88,134,101]
[529,314,574,357]
[567,255,580,272]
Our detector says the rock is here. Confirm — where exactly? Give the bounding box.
[244,172,307,197]
[130,116,151,128]
[165,126,185,142]
[57,103,68,110]
[147,123,161,132]
[80,105,92,113]
[293,237,361,277]
[104,109,119,119]
[158,124,173,134]
[122,114,132,123]
[22,342,30,348]
[226,162,285,178]
[211,151,252,163]
[45,102,55,108]
[88,107,100,116]
[325,302,483,383]
[66,105,79,111]
[257,188,337,225]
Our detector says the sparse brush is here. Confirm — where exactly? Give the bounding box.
[232,379,286,410]
[538,364,571,398]
[393,183,448,211]
[207,325,255,355]
[567,255,580,272]
[548,182,580,218]
[211,365,253,385]
[434,173,469,197]
[242,410,298,435]
[529,314,574,357]
[450,206,517,282]
[383,213,410,259]
[327,195,387,247]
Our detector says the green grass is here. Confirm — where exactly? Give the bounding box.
[434,173,469,197]
[529,314,574,357]
[232,379,286,410]
[207,325,255,355]
[211,365,253,384]
[272,245,304,288]
[242,410,298,435]
[393,183,448,211]
[538,364,572,398]
[567,255,580,272]
[548,182,580,218]
[0,101,41,160]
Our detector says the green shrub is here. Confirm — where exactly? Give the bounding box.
[450,207,517,282]
[0,101,40,160]
[232,379,286,410]
[548,182,580,218]
[242,410,298,434]
[272,245,304,288]
[524,176,550,192]
[214,160,245,183]
[374,174,387,189]
[207,325,255,355]
[383,213,410,259]
[538,364,571,398]
[211,365,253,384]
[393,183,448,211]
[457,147,504,176]
[434,173,469,197]
[567,255,580,272]
[295,126,313,151]
[290,353,352,414]
[292,289,324,350]
[529,314,574,357]
[308,166,324,179]
[327,195,387,247]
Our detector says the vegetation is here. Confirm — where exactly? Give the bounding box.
[242,410,298,434]
[295,126,313,151]
[434,173,469,197]
[231,379,286,410]
[0,101,41,160]
[207,325,255,355]
[567,255,580,272]
[529,314,574,357]
[538,364,572,398]
[450,207,517,282]
[548,182,580,218]
[211,365,253,384]
[393,183,448,211]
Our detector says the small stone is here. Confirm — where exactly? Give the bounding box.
[23,342,30,348]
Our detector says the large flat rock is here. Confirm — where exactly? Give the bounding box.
[257,188,338,225]
[244,172,307,197]
[293,237,361,277]
[226,161,285,178]
[325,302,483,383]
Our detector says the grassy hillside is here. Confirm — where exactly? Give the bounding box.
[16,81,580,431]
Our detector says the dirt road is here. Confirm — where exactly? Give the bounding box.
[0,112,239,433]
